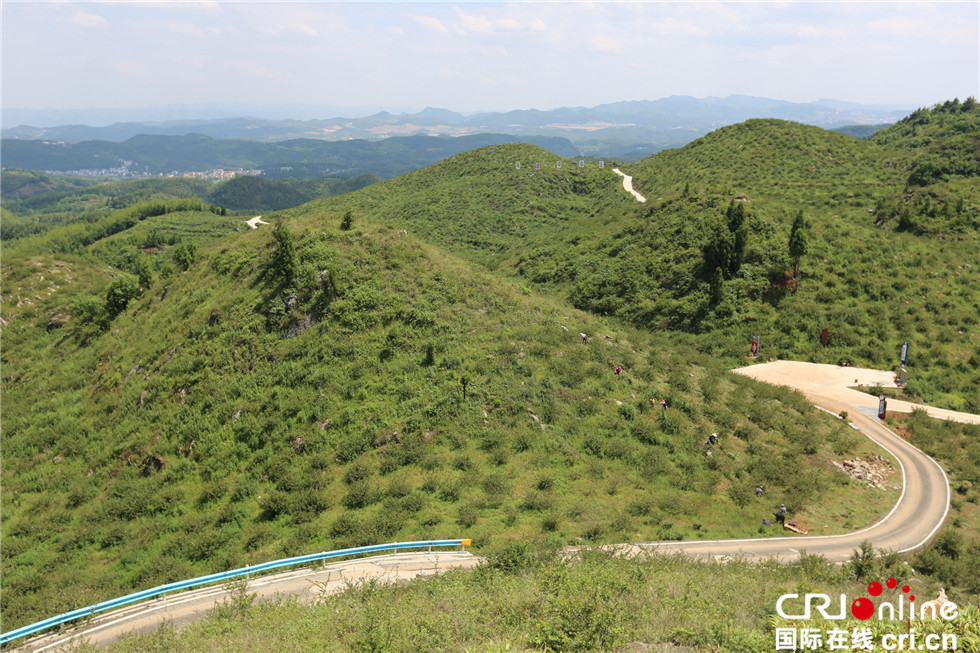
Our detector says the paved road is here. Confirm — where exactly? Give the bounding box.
[15,552,481,652]
[609,361,955,562]
[15,362,962,650]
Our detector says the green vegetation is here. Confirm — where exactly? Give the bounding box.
[286,119,978,412]
[885,410,980,595]
[2,101,979,642]
[1,203,893,631]
[74,548,980,652]
[0,171,380,241]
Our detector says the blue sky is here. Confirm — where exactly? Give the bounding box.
[2,1,977,115]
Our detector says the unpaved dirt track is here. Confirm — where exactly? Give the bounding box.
[612,168,647,202]
[14,363,968,650]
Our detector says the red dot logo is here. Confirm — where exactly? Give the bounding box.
[868,581,883,596]
[886,578,897,589]
[851,597,875,620]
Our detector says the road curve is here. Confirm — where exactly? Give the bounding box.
[14,552,481,652]
[14,362,962,650]
[610,361,955,562]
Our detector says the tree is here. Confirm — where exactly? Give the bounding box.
[135,255,153,289]
[726,200,749,277]
[173,243,197,272]
[269,220,297,285]
[340,209,353,231]
[105,273,141,319]
[788,210,808,278]
[70,294,107,338]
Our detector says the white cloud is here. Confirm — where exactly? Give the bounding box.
[169,23,204,38]
[586,34,622,54]
[415,15,449,34]
[56,11,107,28]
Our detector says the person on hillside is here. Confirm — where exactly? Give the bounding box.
[614,365,623,375]
[660,399,668,412]
[580,333,588,344]
[756,486,765,497]
[774,504,787,525]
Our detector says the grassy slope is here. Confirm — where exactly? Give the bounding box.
[2,199,892,630]
[299,124,979,412]
[78,550,980,653]
[296,143,636,266]
[3,112,979,638]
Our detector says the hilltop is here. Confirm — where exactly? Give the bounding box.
[2,190,890,630]
[3,103,979,637]
[291,117,979,413]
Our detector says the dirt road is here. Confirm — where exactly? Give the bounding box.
[612,168,647,202]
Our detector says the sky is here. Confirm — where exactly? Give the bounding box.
[2,1,978,118]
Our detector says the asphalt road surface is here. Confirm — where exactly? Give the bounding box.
[15,551,480,652]
[611,361,956,562]
[14,362,964,651]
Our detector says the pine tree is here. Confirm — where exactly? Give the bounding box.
[340,209,354,231]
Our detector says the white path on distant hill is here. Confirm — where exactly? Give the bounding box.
[246,215,269,229]
[612,168,646,202]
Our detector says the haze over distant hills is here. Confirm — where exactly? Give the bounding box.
[3,95,916,158]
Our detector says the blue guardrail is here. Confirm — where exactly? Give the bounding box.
[1,538,468,645]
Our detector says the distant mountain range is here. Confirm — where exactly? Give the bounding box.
[3,95,916,158]
[0,133,581,179]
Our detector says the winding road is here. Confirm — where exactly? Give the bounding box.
[609,361,959,562]
[14,552,481,652]
[13,361,965,650]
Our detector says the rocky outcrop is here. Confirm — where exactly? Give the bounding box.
[830,455,895,490]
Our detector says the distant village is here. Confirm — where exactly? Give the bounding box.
[39,165,263,180]
[178,168,263,181]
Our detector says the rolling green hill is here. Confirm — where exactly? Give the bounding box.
[3,104,979,637]
[0,170,382,242]
[2,197,889,631]
[286,118,978,413]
